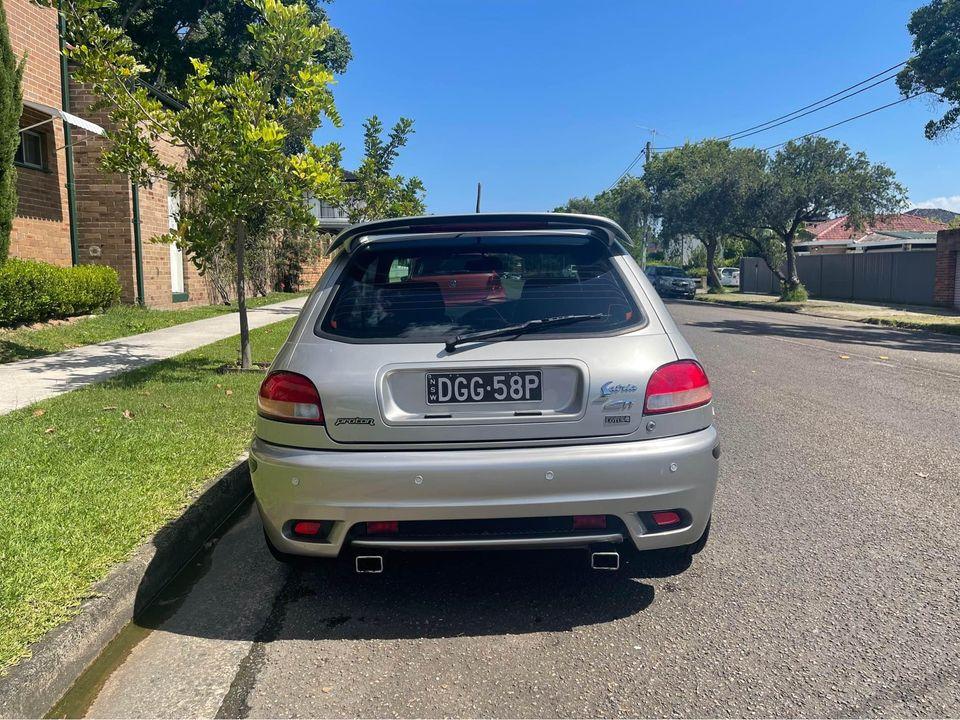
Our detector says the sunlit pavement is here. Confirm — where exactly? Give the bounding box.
[73,300,960,718]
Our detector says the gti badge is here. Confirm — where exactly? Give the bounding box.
[603,399,634,412]
[600,381,638,397]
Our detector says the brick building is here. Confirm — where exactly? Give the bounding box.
[934,228,960,309]
[5,0,214,308]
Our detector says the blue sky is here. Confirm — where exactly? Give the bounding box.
[314,1,960,215]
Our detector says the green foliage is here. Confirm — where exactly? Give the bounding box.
[0,2,23,262]
[341,116,426,223]
[644,140,765,291]
[948,215,960,230]
[897,0,960,139]
[0,259,120,326]
[274,231,323,291]
[555,176,653,262]
[734,137,905,292]
[46,0,347,366]
[779,284,809,303]
[102,0,351,92]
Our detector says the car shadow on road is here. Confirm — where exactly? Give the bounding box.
[685,316,960,355]
[135,505,677,643]
[273,550,668,641]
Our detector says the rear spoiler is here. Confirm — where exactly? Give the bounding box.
[325,212,635,256]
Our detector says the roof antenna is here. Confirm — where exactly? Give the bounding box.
[475,182,482,213]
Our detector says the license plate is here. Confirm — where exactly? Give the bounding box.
[426,370,542,404]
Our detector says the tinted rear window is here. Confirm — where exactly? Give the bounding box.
[317,235,643,342]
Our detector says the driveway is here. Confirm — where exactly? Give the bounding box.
[63,300,960,718]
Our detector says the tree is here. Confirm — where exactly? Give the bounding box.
[340,115,425,223]
[643,140,766,292]
[555,176,653,263]
[740,137,905,299]
[102,0,351,92]
[897,0,960,139]
[0,1,23,262]
[50,0,344,368]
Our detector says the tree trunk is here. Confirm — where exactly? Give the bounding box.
[235,221,252,370]
[705,238,722,292]
[784,231,800,290]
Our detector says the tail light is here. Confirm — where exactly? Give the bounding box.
[573,515,607,530]
[258,371,324,424]
[366,521,399,534]
[643,360,712,414]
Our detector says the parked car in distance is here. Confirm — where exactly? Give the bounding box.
[251,213,718,574]
[405,253,507,306]
[720,267,740,287]
[645,265,698,299]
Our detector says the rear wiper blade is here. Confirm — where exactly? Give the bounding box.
[444,314,605,353]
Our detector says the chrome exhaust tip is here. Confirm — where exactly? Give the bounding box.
[591,551,620,571]
[355,555,384,574]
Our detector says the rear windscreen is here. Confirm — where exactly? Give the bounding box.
[317,234,643,342]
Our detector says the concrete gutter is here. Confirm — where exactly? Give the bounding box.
[0,460,253,719]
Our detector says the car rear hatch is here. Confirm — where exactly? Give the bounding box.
[268,215,687,446]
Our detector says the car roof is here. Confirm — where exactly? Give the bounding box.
[326,212,634,256]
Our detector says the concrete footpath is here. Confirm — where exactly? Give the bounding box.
[0,297,306,415]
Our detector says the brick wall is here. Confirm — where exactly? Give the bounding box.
[933,229,960,308]
[300,255,332,288]
[69,82,221,309]
[5,0,73,266]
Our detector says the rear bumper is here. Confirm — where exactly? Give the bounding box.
[250,426,719,558]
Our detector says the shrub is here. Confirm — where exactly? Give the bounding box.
[687,266,708,278]
[0,259,121,326]
[779,283,809,303]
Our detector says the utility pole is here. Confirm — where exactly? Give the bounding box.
[475,182,482,213]
[641,140,652,270]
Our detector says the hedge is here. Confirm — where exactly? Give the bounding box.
[0,258,121,327]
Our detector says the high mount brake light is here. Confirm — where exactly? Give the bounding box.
[258,371,324,424]
[643,360,712,415]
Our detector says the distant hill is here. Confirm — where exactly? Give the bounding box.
[907,207,958,224]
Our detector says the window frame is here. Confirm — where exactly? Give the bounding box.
[14,129,46,171]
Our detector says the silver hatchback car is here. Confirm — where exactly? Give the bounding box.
[250,213,718,572]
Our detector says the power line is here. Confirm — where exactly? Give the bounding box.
[761,94,921,151]
[719,60,907,141]
[605,59,912,188]
[724,71,901,143]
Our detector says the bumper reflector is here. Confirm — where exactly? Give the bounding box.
[292,520,327,536]
[366,520,399,535]
[572,514,607,530]
[651,511,682,527]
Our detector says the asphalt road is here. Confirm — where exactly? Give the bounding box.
[72,300,960,718]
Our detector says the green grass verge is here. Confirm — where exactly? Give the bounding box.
[860,316,960,336]
[0,291,307,365]
[0,318,295,672]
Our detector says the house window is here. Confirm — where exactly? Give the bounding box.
[168,187,187,300]
[15,130,45,170]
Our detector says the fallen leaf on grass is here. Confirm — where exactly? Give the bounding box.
[225,389,234,396]
[216,383,222,389]
[139,390,151,396]
[44,427,55,434]
[32,409,45,417]
[122,409,134,420]
[161,403,171,409]
[102,406,118,411]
